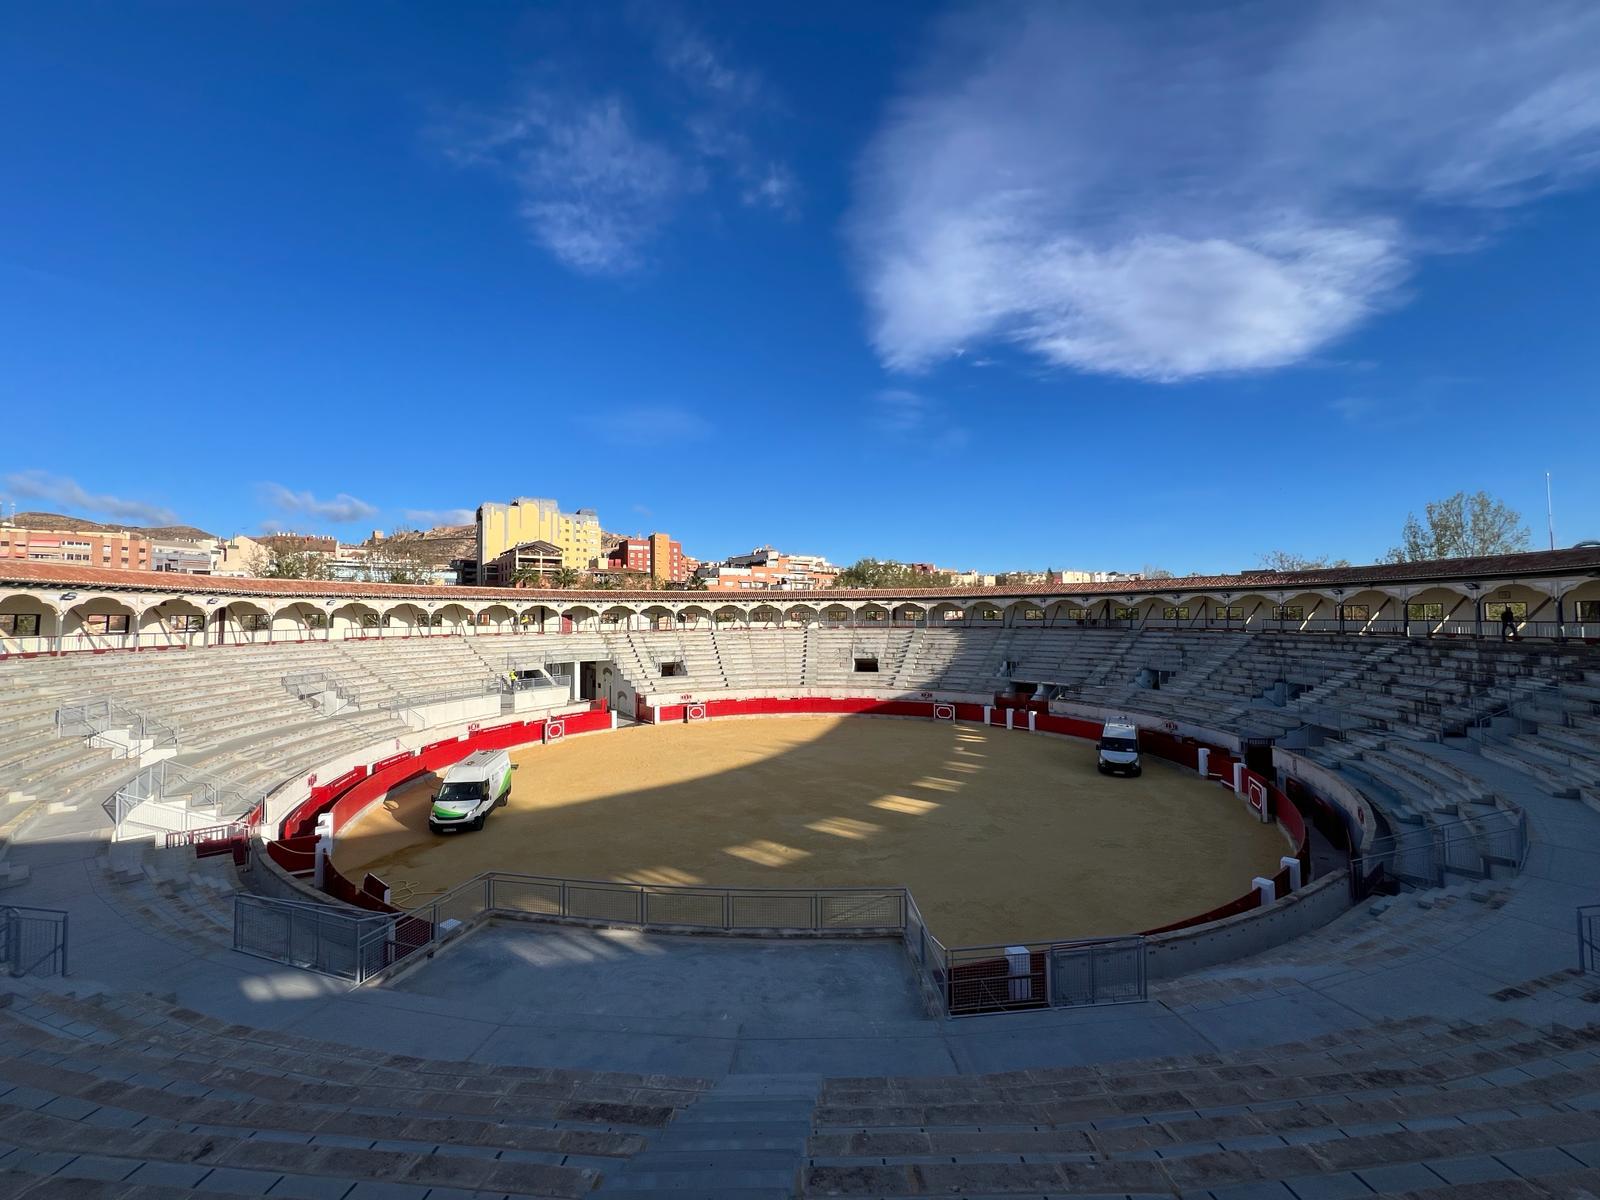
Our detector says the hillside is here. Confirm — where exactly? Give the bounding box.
[5,511,219,540]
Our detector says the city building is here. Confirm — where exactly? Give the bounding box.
[714,546,839,590]
[0,519,153,570]
[483,540,564,587]
[477,498,601,572]
[605,533,685,583]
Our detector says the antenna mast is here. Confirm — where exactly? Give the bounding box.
[1546,472,1556,551]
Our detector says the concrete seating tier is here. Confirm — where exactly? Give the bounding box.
[0,985,710,1199]
[803,1015,1600,1198]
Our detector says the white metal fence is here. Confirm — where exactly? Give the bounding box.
[106,759,267,841]
[230,869,1147,1017]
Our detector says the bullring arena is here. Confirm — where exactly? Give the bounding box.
[334,717,1290,944]
[2,549,1600,1198]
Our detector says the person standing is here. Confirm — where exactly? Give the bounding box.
[1500,606,1517,642]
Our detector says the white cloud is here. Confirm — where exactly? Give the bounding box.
[403,508,475,528]
[261,483,379,524]
[446,94,694,275]
[440,16,795,273]
[851,1,1600,381]
[2,469,177,525]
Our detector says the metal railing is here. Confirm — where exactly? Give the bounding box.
[1352,808,1528,895]
[234,894,392,979]
[1,905,68,977]
[234,873,912,985]
[1580,904,1600,974]
[232,867,1149,1019]
[282,671,359,712]
[106,759,268,841]
[941,936,1147,1016]
[55,698,179,758]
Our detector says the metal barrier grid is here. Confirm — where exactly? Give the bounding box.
[1580,904,1600,974]
[942,936,1148,1016]
[1,905,69,977]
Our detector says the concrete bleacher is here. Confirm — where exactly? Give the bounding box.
[0,985,709,1199]
[803,1015,1600,1198]
[3,624,1600,1197]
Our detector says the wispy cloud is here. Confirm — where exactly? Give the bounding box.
[2,469,177,525]
[437,13,795,273]
[1330,396,1377,424]
[444,94,696,275]
[851,1,1600,381]
[870,389,969,452]
[260,483,378,524]
[402,508,475,528]
[579,404,712,446]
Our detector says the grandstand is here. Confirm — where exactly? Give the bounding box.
[1,548,1599,1196]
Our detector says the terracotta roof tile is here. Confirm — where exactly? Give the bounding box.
[1,547,1596,606]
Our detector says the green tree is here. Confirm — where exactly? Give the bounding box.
[833,558,955,589]
[249,546,334,581]
[550,566,583,589]
[1257,551,1352,572]
[1386,491,1531,562]
[1141,564,1176,579]
[510,567,548,588]
[663,574,708,591]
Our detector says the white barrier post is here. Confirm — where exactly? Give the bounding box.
[1005,709,1014,731]
[1279,856,1302,891]
[1006,945,1032,1001]
[1253,875,1277,905]
[1026,710,1037,732]
[610,711,618,731]
[1197,747,1209,778]
[983,704,993,726]
[313,813,333,890]
[1233,762,1245,795]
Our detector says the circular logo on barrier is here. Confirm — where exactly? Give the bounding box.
[932,703,955,721]
[467,722,480,733]
[686,703,708,721]
[544,721,566,743]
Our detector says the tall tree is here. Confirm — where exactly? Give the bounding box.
[550,566,583,589]
[248,546,335,581]
[1386,491,1531,562]
[1258,551,1352,572]
[833,558,955,589]
[1141,564,1176,579]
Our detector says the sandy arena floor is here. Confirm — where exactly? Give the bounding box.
[333,716,1291,945]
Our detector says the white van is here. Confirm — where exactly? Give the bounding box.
[1097,722,1142,777]
[428,750,513,833]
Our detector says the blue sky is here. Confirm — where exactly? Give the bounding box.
[3,1,1599,574]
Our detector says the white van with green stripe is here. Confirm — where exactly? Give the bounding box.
[428,749,513,833]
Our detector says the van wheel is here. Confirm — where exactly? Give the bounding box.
[472,814,486,832]
[1130,766,1142,777]
[1097,763,1109,775]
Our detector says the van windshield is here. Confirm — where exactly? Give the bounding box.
[1099,736,1138,754]
[436,781,487,804]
